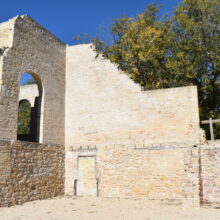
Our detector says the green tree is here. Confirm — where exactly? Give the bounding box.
[91,1,220,139]
[17,100,31,135]
[169,0,220,138]
[92,4,173,89]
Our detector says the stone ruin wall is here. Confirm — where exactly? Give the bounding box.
[0,15,66,145]
[64,45,220,207]
[19,77,203,206]
[0,18,15,139]
[0,15,66,207]
[65,144,200,207]
[0,15,220,208]
[66,141,220,208]
[64,44,203,207]
[200,141,220,207]
[0,140,64,207]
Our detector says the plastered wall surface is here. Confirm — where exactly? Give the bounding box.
[65,44,200,147]
[0,15,66,144]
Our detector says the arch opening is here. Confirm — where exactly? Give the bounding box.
[17,72,43,142]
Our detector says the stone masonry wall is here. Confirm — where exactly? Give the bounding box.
[200,141,220,207]
[65,44,201,206]
[0,15,66,144]
[0,140,65,207]
[1,15,217,209]
[65,144,200,207]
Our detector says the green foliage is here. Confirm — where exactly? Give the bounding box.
[17,100,31,135]
[91,0,220,139]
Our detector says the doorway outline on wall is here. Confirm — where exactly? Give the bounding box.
[76,150,99,197]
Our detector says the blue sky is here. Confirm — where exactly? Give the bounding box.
[1,0,181,45]
[1,0,181,84]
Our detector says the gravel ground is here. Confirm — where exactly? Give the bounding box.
[0,196,220,220]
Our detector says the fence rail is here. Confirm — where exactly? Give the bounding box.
[201,118,220,140]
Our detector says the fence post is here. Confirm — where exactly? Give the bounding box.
[209,118,214,141]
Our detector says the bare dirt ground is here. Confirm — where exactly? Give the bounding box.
[0,196,220,220]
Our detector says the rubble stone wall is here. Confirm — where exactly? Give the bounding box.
[0,140,65,207]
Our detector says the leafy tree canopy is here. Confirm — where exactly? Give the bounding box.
[17,100,31,135]
[88,0,220,139]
